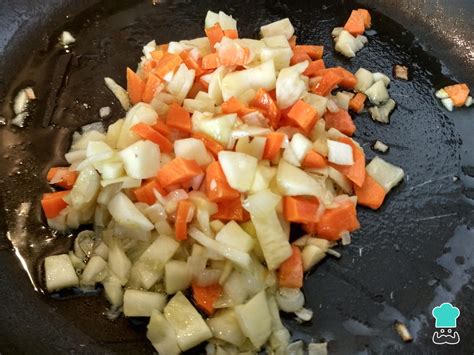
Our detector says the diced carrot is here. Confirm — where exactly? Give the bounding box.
[191,132,224,158]
[290,48,312,65]
[187,81,207,99]
[302,222,318,235]
[331,137,366,187]
[295,45,324,60]
[157,157,203,188]
[444,83,470,107]
[349,92,367,113]
[343,10,365,36]
[41,191,69,219]
[334,67,357,89]
[212,197,249,222]
[221,96,255,117]
[354,174,386,209]
[201,52,220,70]
[159,43,169,52]
[223,29,239,39]
[166,103,192,133]
[205,23,224,50]
[142,73,162,103]
[131,122,173,154]
[283,196,320,224]
[357,9,372,29]
[286,99,319,133]
[134,179,161,205]
[218,43,249,67]
[180,50,204,77]
[192,282,223,316]
[288,35,297,49]
[142,60,158,76]
[303,59,326,77]
[152,120,171,137]
[150,50,164,61]
[311,70,343,96]
[323,110,356,136]
[302,150,327,169]
[175,199,193,241]
[278,246,303,289]
[154,53,182,80]
[250,88,281,128]
[126,67,146,105]
[47,167,78,189]
[262,132,285,160]
[316,200,360,240]
[205,161,240,203]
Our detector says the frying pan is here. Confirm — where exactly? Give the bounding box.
[0,0,473,353]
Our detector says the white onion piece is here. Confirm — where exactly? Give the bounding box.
[441,98,454,111]
[355,68,374,92]
[276,288,305,313]
[365,80,390,105]
[465,96,473,107]
[260,18,295,39]
[366,156,404,193]
[218,151,258,192]
[295,307,313,322]
[119,140,160,179]
[373,140,389,153]
[104,77,130,111]
[435,88,449,99]
[276,160,325,198]
[276,61,308,109]
[308,342,328,355]
[372,72,390,87]
[59,31,76,46]
[108,192,154,231]
[327,140,354,165]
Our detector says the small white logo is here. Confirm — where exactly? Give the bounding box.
[431,302,460,345]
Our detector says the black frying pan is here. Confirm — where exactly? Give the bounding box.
[0,0,473,353]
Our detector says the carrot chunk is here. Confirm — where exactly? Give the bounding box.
[180,50,204,77]
[154,53,182,80]
[283,196,320,224]
[323,110,356,136]
[311,70,343,96]
[302,150,327,169]
[295,45,324,60]
[316,200,360,240]
[133,179,166,205]
[157,157,203,188]
[131,122,173,154]
[290,48,312,65]
[444,83,470,107]
[212,197,249,222]
[142,73,162,103]
[357,9,372,29]
[303,59,326,77]
[349,92,367,113]
[41,191,69,219]
[354,174,386,209]
[152,120,171,137]
[278,246,303,289]
[192,282,223,316]
[126,67,145,105]
[47,167,78,189]
[205,23,224,50]
[221,97,255,117]
[344,10,365,36]
[262,132,285,160]
[286,99,319,133]
[201,53,220,70]
[250,88,281,128]
[166,103,192,133]
[223,29,239,39]
[175,199,193,241]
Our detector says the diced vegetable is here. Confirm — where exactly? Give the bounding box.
[174,138,212,166]
[218,151,258,192]
[119,140,160,179]
[215,220,254,253]
[278,246,303,288]
[316,200,360,240]
[276,160,325,199]
[349,92,367,113]
[126,68,145,105]
[287,100,318,134]
[147,310,181,355]
[373,140,389,153]
[283,196,320,224]
[235,290,272,348]
[276,62,309,109]
[167,103,192,133]
[41,191,69,219]
[331,137,365,187]
[123,290,167,317]
[369,98,396,123]
[443,83,470,107]
[192,112,237,146]
[108,239,132,285]
[108,192,154,231]
[275,288,305,313]
[165,260,191,294]
[354,68,374,92]
[192,282,223,316]
[354,173,386,209]
[44,254,79,292]
[324,110,356,136]
[157,157,203,188]
[365,80,390,105]
[301,244,326,271]
[327,140,354,166]
[344,10,365,36]
[207,309,246,347]
[366,156,404,193]
[164,292,213,351]
[260,18,295,40]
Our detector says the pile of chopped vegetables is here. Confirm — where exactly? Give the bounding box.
[42,9,409,354]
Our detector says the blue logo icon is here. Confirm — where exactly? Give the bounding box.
[432,303,460,345]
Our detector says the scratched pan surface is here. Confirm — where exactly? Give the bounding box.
[0,0,473,353]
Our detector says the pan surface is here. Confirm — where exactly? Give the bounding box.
[0,0,473,353]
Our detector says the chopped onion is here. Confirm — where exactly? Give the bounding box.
[355,68,374,92]
[276,288,305,313]
[341,232,351,245]
[218,151,258,192]
[59,31,76,46]
[365,80,390,105]
[465,96,473,107]
[260,18,295,40]
[301,245,326,271]
[372,72,390,87]
[104,77,130,111]
[276,61,308,109]
[327,140,354,165]
[108,192,154,231]
[194,269,222,287]
[366,156,404,193]
[308,342,328,355]
[207,309,246,347]
[326,99,340,113]
[295,307,313,322]
[441,97,454,111]
[369,99,396,123]
[373,140,389,153]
